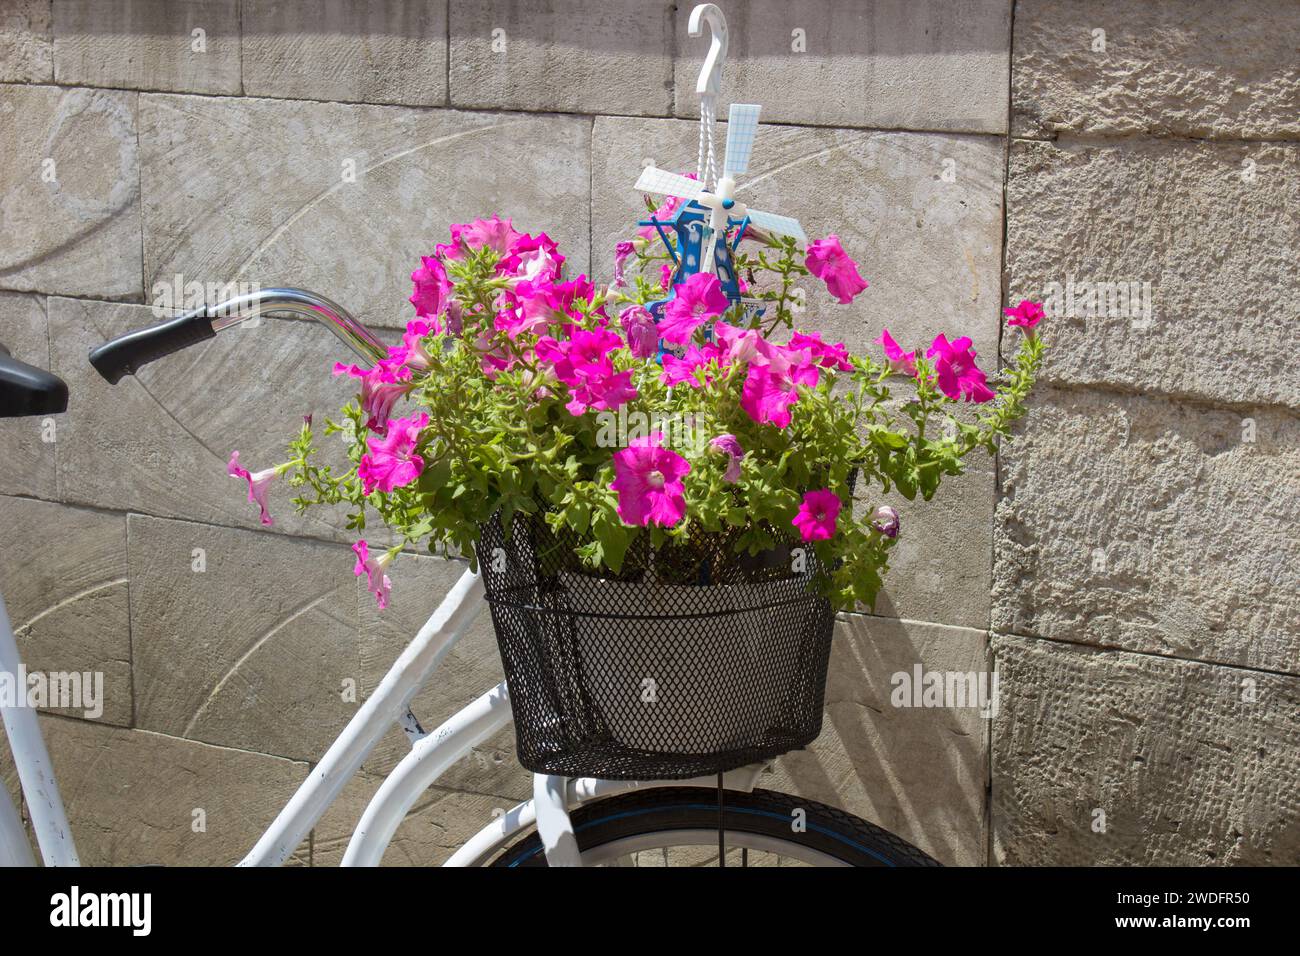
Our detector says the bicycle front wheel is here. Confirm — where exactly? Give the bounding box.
[490,788,941,867]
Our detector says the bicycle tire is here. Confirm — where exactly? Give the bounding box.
[490,787,941,867]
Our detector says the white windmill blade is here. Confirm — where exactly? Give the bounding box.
[635,166,706,202]
[745,208,807,244]
[724,103,762,176]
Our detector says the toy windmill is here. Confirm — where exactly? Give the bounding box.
[635,3,807,323]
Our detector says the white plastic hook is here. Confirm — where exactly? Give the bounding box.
[689,3,728,97]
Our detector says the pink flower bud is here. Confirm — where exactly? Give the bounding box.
[871,505,900,539]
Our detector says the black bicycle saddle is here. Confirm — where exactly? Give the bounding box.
[0,344,69,418]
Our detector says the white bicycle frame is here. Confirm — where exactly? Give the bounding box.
[1,568,762,868]
[0,288,764,871]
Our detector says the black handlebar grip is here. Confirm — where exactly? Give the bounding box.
[88,307,216,384]
[0,344,69,418]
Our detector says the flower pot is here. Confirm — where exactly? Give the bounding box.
[474,510,836,780]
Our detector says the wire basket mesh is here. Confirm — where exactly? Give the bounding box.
[474,510,837,780]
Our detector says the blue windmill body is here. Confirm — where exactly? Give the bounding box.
[639,198,750,323]
[630,104,807,356]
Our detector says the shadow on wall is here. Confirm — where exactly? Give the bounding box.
[689,0,1011,56]
[56,0,1011,53]
[773,612,989,866]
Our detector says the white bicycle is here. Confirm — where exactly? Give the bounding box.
[0,288,938,869]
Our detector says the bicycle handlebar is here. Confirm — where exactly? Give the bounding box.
[88,307,215,384]
[88,288,389,384]
[0,343,69,417]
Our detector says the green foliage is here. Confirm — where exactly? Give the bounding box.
[280,227,1042,613]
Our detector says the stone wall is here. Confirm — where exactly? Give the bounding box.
[0,0,1295,866]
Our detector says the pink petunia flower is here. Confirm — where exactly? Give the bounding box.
[660,263,675,291]
[333,362,414,433]
[659,272,730,345]
[613,241,637,288]
[609,432,691,527]
[536,327,638,415]
[792,489,842,542]
[876,328,917,377]
[364,375,414,428]
[434,222,468,260]
[435,216,524,262]
[352,540,393,610]
[371,320,436,381]
[659,344,717,388]
[805,235,869,304]
[1004,299,1045,336]
[410,255,452,320]
[785,346,823,388]
[788,331,853,371]
[510,245,563,288]
[357,413,429,494]
[741,360,800,428]
[926,334,994,403]
[709,434,745,483]
[567,368,637,416]
[738,339,818,428]
[549,276,598,323]
[227,451,280,526]
[398,320,434,371]
[502,230,563,268]
[475,330,515,380]
[495,282,557,339]
[461,215,523,257]
[503,276,597,337]
[498,232,565,288]
[539,327,619,383]
[619,305,659,359]
[714,321,760,365]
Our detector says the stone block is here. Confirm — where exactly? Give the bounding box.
[128,514,360,762]
[873,455,993,631]
[672,0,1011,134]
[993,386,1300,674]
[52,0,240,94]
[0,0,52,82]
[992,634,1300,865]
[1006,137,1300,409]
[450,0,673,116]
[243,0,448,107]
[1013,0,1300,140]
[138,93,592,331]
[0,85,142,299]
[0,496,131,726]
[36,715,309,865]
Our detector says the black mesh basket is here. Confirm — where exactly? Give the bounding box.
[474,510,837,780]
